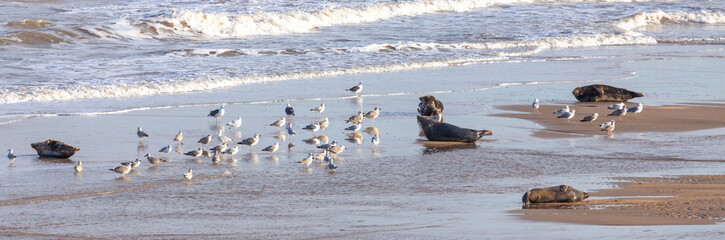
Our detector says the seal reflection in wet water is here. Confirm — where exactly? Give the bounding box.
[522,185,589,204]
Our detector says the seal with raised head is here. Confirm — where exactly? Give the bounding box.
[572,84,644,102]
[417,116,492,142]
[522,185,589,204]
[417,95,444,121]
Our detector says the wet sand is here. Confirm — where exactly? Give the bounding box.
[494,103,725,138]
[514,175,725,225]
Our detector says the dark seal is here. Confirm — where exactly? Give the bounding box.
[572,84,644,102]
[522,185,589,204]
[417,116,492,142]
[417,95,444,120]
[30,139,80,158]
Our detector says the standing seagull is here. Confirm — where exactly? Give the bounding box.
[145,153,166,164]
[184,148,203,157]
[371,134,380,148]
[227,117,242,129]
[208,105,225,121]
[365,107,380,123]
[184,168,193,180]
[137,127,149,139]
[109,164,132,176]
[608,105,627,119]
[216,130,232,143]
[346,111,364,124]
[553,106,570,115]
[600,120,616,135]
[310,103,325,115]
[269,117,286,128]
[608,102,625,109]
[558,109,576,122]
[345,82,363,96]
[298,153,313,167]
[225,145,239,156]
[318,117,329,132]
[173,131,183,145]
[285,104,295,117]
[532,99,540,113]
[580,113,599,122]
[159,145,171,154]
[198,134,213,148]
[345,122,362,132]
[7,149,16,160]
[74,161,83,173]
[238,134,261,151]
[628,103,644,116]
[261,142,280,153]
[302,122,320,135]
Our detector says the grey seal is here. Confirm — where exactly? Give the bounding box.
[572,84,644,102]
[417,116,492,142]
[522,185,589,204]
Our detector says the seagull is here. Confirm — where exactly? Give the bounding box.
[184,168,193,180]
[302,123,320,134]
[208,105,225,121]
[317,141,337,150]
[173,131,183,145]
[580,113,599,122]
[122,159,141,168]
[137,127,149,139]
[269,117,286,128]
[327,156,338,172]
[558,109,576,122]
[285,104,295,116]
[532,99,540,113]
[212,142,228,153]
[238,134,261,151]
[627,103,643,116]
[226,117,242,129]
[608,105,627,119]
[310,103,325,114]
[608,102,625,109]
[262,142,280,153]
[224,145,239,155]
[145,153,166,164]
[346,111,364,124]
[7,149,16,160]
[318,117,329,132]
[198,134,213,148]
[600,120,616,135]
[184,148,203,157]
[216,130,232,143]
[327,145,346,155]
[345,82,363,95]
[159,145,171,154]
[372,134,380,147]
[74,161,83,173]
[313,150,327,162]
[298,153,313,167]
[109,164,132,176]
[345,122,362,132]
[365,107,380,123]
[552,106,570,115]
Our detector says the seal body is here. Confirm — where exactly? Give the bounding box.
[572,84,644,102]
[30,139,80,158]
[417,116,492,142]
[417,95,444,119]
[522,185,589,204]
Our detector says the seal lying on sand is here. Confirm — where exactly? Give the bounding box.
[572,84,644,102]
[418,95,444,122]
[30,139,80,158]
[417,116,492,142]
[522,185,589,204]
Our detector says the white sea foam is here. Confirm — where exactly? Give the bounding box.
[0,33,659,104]
[614,10,725,34]
[156,0,662,38]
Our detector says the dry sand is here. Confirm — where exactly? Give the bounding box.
[494,102,725,138]
[513,175,725,225]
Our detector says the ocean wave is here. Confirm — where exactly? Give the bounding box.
[613,10,725,33]
[153,0,661,39]
[5,19,53,29]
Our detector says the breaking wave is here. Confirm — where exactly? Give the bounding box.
[614,10,725,34]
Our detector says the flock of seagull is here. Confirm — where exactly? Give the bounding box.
[102,82,378,179]
[532,99,644,135]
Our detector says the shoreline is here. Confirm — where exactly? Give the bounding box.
[513,175,725,226]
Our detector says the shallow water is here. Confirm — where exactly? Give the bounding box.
[1,44,725,238]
